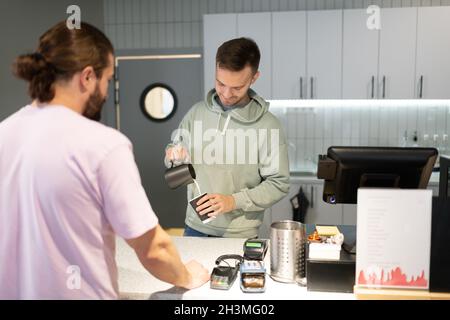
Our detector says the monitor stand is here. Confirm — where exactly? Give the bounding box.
[342,241,356,254]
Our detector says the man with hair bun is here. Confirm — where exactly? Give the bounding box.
[0,21,208,299]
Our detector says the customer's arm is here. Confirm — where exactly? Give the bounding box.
[126,224,209,289]
[97,141,208,289]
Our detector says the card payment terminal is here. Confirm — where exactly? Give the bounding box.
[243,239,268,261]
[210,255,243,290]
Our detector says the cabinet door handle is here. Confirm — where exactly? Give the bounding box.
[310,77,314,99]
[419,75,424,99]
[371,76,375,99]
[310,186,314,209]
[382,75,386,99]
[300,77,303,99]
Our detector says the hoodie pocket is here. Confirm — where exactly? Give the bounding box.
[196,165,236,195]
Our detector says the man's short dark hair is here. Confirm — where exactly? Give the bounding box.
[215,37,260,74]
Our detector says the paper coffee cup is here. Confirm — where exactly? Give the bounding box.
[189,192,216,224]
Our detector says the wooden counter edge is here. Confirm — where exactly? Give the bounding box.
[354,286,450,300]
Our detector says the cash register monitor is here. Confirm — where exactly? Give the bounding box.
[431,155,450,292]
[318,146,438,205]
[439,155,450,199]
[317,146,438,254]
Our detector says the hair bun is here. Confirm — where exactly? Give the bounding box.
[13,52,57,102]
[12,52,49,82]
[31,52,46,62]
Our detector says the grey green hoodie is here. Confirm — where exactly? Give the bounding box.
[173,89,290,238]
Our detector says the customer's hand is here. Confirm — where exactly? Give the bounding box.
[182,260,210,290]
[196,194,236,217]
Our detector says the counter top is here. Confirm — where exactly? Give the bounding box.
[117,236,355,300]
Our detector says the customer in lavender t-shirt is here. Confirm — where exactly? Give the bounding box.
[0,21,209,299]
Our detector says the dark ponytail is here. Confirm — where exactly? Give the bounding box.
[13,52,57,102]
[12,21,114,103]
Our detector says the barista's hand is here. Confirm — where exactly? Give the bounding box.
[165,144,190,167]
[196,194,236,217]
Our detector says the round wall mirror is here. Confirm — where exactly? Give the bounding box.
[140,83,177,122]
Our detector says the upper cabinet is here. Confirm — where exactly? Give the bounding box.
[378,8,418,99]
[272,11,306,99]
[342,9,379,99]
[203,14,237,97]
[204,7,450,100]
[307,10,343,99]
[416,6,450,99]
[272,10,342,99]
[237,13,272,99]
[343,7,418,99]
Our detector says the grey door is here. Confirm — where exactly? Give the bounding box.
[117,56,203,228]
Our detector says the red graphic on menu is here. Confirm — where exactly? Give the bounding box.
[358,267,427,287]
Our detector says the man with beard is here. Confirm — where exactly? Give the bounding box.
[0,21,208,299]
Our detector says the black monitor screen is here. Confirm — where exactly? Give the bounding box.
[439,156,450,199]
[318,147,438,204]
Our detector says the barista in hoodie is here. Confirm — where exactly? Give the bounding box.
[165,38,290,238]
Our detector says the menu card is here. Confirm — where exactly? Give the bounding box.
[355,189,432,290]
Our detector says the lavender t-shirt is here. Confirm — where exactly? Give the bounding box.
[0,105,158,299]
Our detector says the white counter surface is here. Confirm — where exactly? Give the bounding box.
[117,236,355,300]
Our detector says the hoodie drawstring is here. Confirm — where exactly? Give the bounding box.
[216,113,231,136]
[215,113,221,134]
[222,114,231,135]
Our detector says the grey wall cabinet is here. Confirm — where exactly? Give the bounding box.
[378,8,418,99]
[340,7,449,99]
[343,8,418,99]
[203,13,237,96]
[306,10,343,99]
[237,12,272,99]
[416,6,450,99]
[272,10,342,99]
[204,7,450,100]
[272,11,307,100]
[342,9,379,99]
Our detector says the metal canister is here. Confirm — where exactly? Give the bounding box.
[269,220,307,286]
